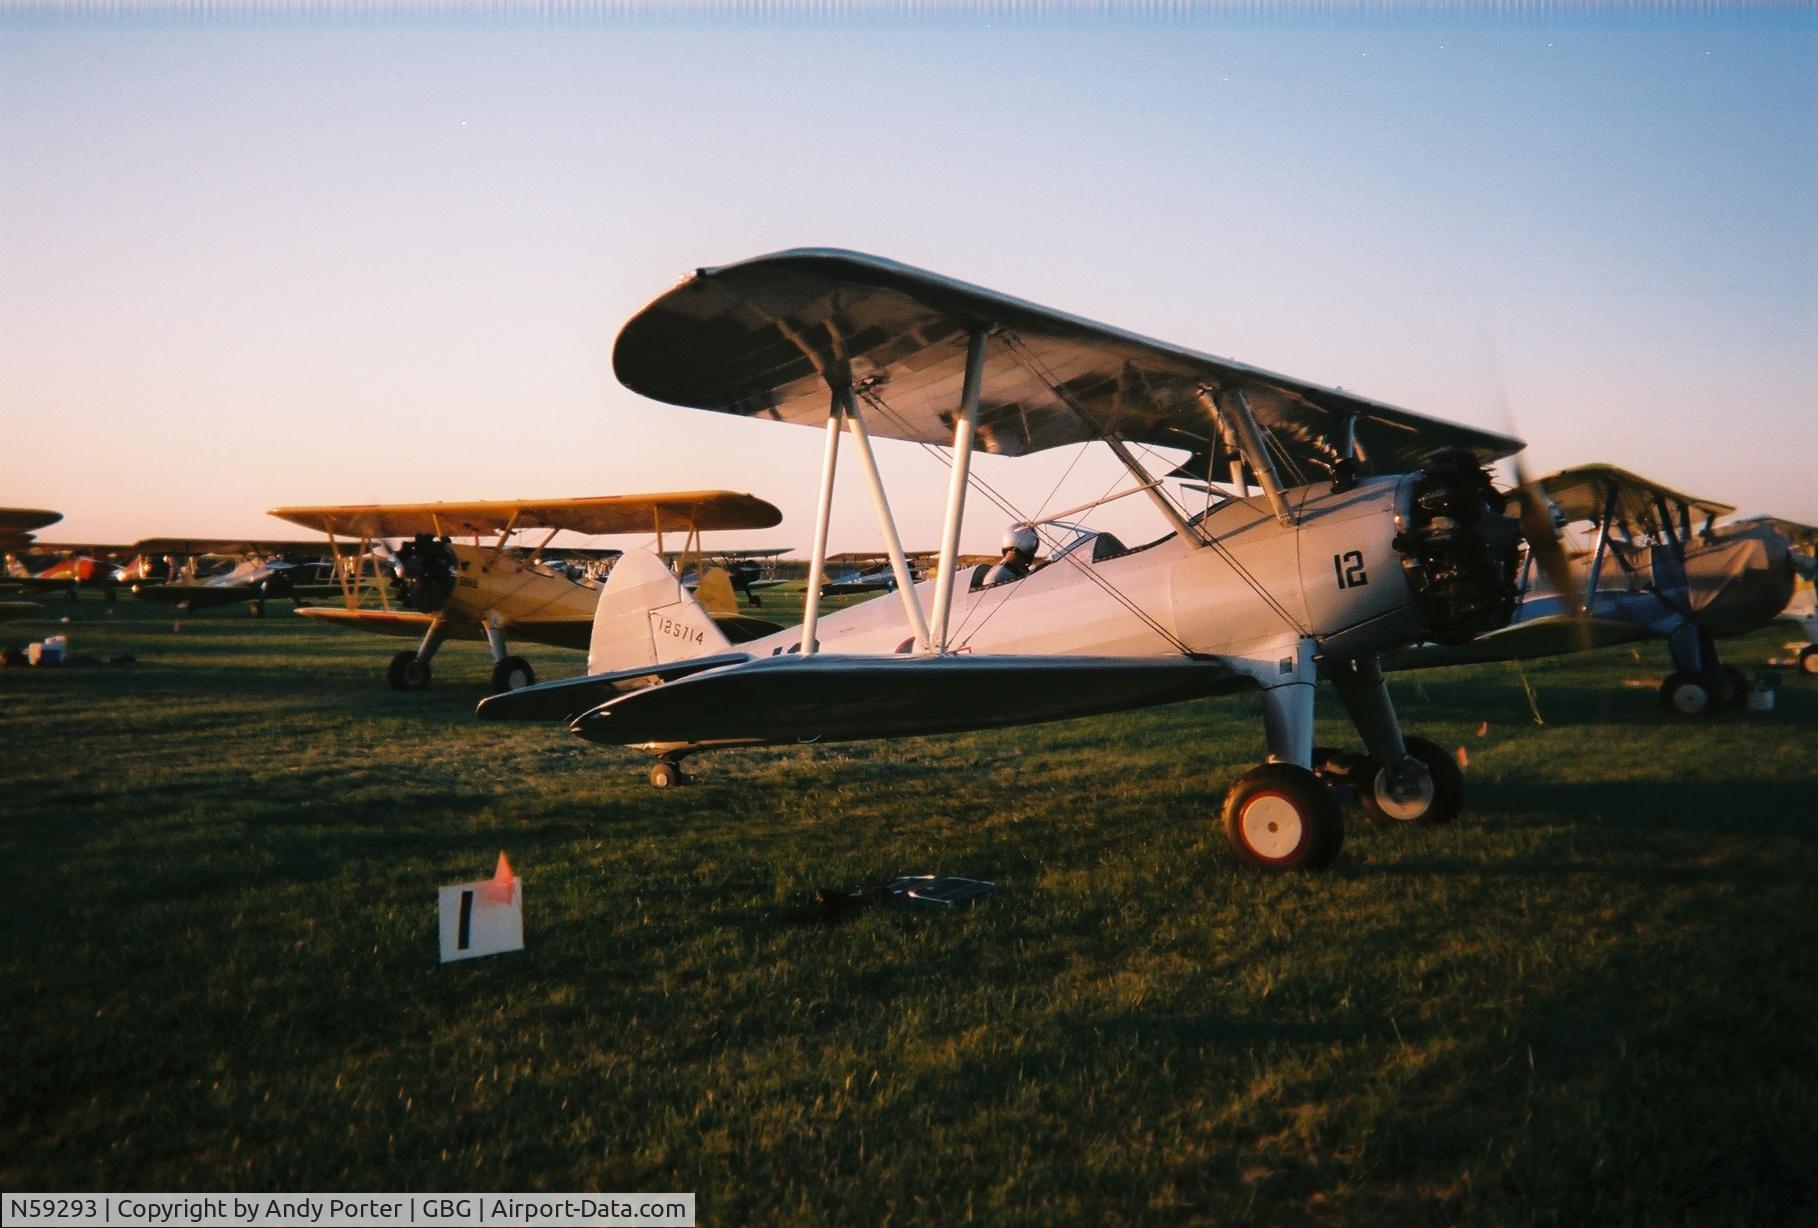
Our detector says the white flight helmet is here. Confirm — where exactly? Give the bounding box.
[1003,524,1039,556]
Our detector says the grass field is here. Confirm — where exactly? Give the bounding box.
[2,594,1815,1225]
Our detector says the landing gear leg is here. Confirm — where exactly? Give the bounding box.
[1222,641,1342,872]
[483,617,535,691]
[1328,656,1462,825]
[387,615,452,691]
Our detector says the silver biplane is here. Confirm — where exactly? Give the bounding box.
[481,250,1529,873]
[1732,515,1818,675]
[1384,465,1805,713]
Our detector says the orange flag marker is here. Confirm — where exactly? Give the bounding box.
[1455,746,1469,769]
[488,851,516,904]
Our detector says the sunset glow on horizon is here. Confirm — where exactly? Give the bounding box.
[3,6,1813,552]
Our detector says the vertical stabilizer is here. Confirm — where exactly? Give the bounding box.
[589,549,733,675]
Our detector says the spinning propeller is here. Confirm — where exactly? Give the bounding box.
[1487,361,1591,649]
[372,534,459,612]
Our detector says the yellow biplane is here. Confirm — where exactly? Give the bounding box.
[269,491,783,692]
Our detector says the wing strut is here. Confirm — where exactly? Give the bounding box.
[799,390,845,655]
[1582,481,1619,612]
[841,388,932,652]
[1202,387,1295,526]
[927,330,988,653]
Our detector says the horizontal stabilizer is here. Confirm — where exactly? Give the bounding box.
[475,652,753,723]
[571,652,1248,748]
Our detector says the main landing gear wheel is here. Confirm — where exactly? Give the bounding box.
[1659,670,1719,717]
[649,760,689,789]
[1221,763,1343,874]
[387,650,431,691]
[1799,645,1818,677]
[1359,735,1464,826]
[490,655,535,692]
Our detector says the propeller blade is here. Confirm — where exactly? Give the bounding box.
[1509,455,1592,653]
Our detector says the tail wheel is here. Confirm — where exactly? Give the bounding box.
[1360,735,1463,825]
[387,650,431,691]
[1800,645,1818,677]
[1221,763,1343,874]
[248,599,266,618]
[1660,670,1718,717]
[490,655,535,692]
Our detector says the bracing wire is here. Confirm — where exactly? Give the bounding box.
[997,335,1310,638]
[856,385,1196,655]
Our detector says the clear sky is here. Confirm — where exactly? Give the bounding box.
[2,3,1814,553]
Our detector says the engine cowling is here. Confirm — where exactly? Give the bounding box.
[387,534,459,613]
[1394,450,1522,645]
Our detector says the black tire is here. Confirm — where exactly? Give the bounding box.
[649,761,687,789]
[1359,735,1464,825]
[1800,645,1818,677]
[490,655,535,692]
[387,650,431,691]
[1221,763,1343,873]
[1718,664,1749,708]
[1659,670,1717,717]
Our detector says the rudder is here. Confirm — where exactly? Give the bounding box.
[589,549,733,675]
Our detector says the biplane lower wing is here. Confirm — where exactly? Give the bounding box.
[130,583,267,609]
[297,607,487,641]
[561,653,1251,749]
[476,652,757,723]
[295,606,595,649]
[298,606,774,653]
[1380,614,1648,671]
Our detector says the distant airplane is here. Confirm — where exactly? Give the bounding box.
[1384,464,1802,713]
[1730,515,1818,674]
[678,547,791,608]
[126,537,338,616]
[270,492,783,692]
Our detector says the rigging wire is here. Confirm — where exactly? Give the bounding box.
[856,385,1196,655]
[997,334,1309,638]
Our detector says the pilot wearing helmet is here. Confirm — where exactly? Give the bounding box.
[984,523,1040,586]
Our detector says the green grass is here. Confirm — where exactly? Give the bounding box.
[2,597,1815,1225]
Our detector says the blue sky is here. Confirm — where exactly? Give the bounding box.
[2,6,1813,549]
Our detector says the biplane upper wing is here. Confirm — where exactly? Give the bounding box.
[612,248,1523,475]
[0,508,62,541]
[1531,465,1734,537]
[268,492,781,540]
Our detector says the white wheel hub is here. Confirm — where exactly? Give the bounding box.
[1372,763,1436,823]
[1241,793,1305,859]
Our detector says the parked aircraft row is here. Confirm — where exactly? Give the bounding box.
[10,250,1812,874]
